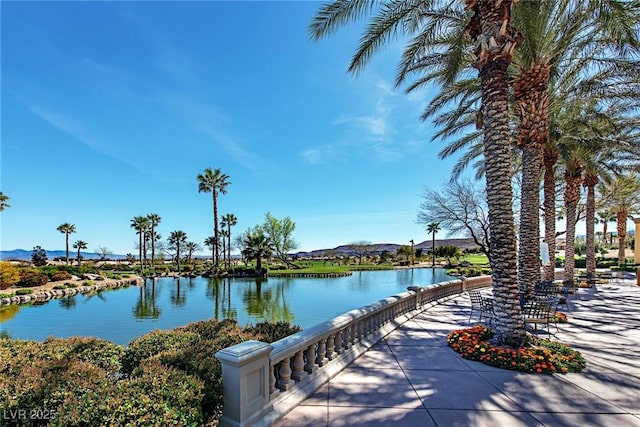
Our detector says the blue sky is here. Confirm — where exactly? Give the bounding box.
[2,1,463,255]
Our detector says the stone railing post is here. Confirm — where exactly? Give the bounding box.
[407,286,422,309]
[215,340,273,427]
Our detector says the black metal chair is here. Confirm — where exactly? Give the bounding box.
[521,297,558,338]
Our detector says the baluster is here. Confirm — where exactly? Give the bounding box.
[269,363,278,395]
[304,344,317,373]
[342,327,351,350]
[277,357,292,391]
[315,338,327,366]
[351,322,360,344]
[291,350,307,381]
[334,330,343,354]
[326,335,335,360]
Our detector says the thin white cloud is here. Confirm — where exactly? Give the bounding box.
[153,90,274,175]
[301,145,336,165]
[28,104,160,178]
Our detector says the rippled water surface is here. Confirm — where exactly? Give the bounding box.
[0,268,454,345]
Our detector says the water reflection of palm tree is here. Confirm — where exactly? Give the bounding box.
[170,278,187,307]
[243,279,294,324]
[59,296,77,309]
[133,278,161,319]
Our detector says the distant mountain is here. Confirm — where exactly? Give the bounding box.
[0,249,127,261]
[293,238,480,258]
[1,238,481,261]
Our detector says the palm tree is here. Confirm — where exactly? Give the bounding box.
[221,213,238,269]
[240,228,274,274]
[311,0,523,342]
[0,192,10,211]
[599,175,640,265]
[597,209,616,246]
[72,240,88,266]
[131,216,149,275]
[426,222,441,267]
[393,0,639,287]
[561,158,583,282]
[147,213,161,268]
[204,236,216,265]
[185,241,200,265]
[168,231,188,274]
[220,229,229,268]
[56,223,76,265]
[197,167,231,268]
[574,108,639,278]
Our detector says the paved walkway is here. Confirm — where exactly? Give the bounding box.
[276,277,640,427]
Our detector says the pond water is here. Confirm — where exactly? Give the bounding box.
[0,268,454,345]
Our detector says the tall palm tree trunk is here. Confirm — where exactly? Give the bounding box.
[514,64,549,296]
[583,175,598,278]
[469,0,523,343]
[138,233,144,276]
[542,146,558,281]
[151,229,156,268]
[563,166,582,282]
[227,225,232,270]
[176,245,181,275]
[480,59,523,343]
[431,232,436,267]
[213,192,219,268]
[65,234,70,265]
[617,210,628,265]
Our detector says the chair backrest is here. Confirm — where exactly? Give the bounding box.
[468,290,483,305]
[522,299,552,319]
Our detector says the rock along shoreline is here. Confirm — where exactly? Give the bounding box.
[0,277,144,307]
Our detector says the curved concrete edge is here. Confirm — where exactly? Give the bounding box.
[0,277,143,306]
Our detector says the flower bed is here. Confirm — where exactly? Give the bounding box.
[551,311,568,323]
[447,325,585,374]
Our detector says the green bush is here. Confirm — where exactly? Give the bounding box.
[17,269,49,288]
[0,262,20,290]
[15,289,34,296]
[82,280,93,286]
[95,276,105,281]
[50,271,73,281]
[0,320,302,426]
[245,321,303,342]
[53,285,66,290]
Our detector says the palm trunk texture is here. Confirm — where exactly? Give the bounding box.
[584,175,598,278]
[514,64,549,296]
[542,146,558,281]
[563,166,582,282]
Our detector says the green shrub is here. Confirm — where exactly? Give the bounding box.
[0,320,302,426]
[65,282,78,288]
[0,262,20,290]
[244,321,302,342]
[82,280,93,286]
[17,269,49,288]
[95,276,105,281]
[50,271,73,281]
[0,293,12,298]
[53,285,66,290]
[15,289,34,295]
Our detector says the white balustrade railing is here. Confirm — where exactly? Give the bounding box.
[215,275,492,427]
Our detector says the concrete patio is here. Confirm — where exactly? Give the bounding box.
[275,277,640,427]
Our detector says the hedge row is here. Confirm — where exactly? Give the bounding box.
[0,319,301,426]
